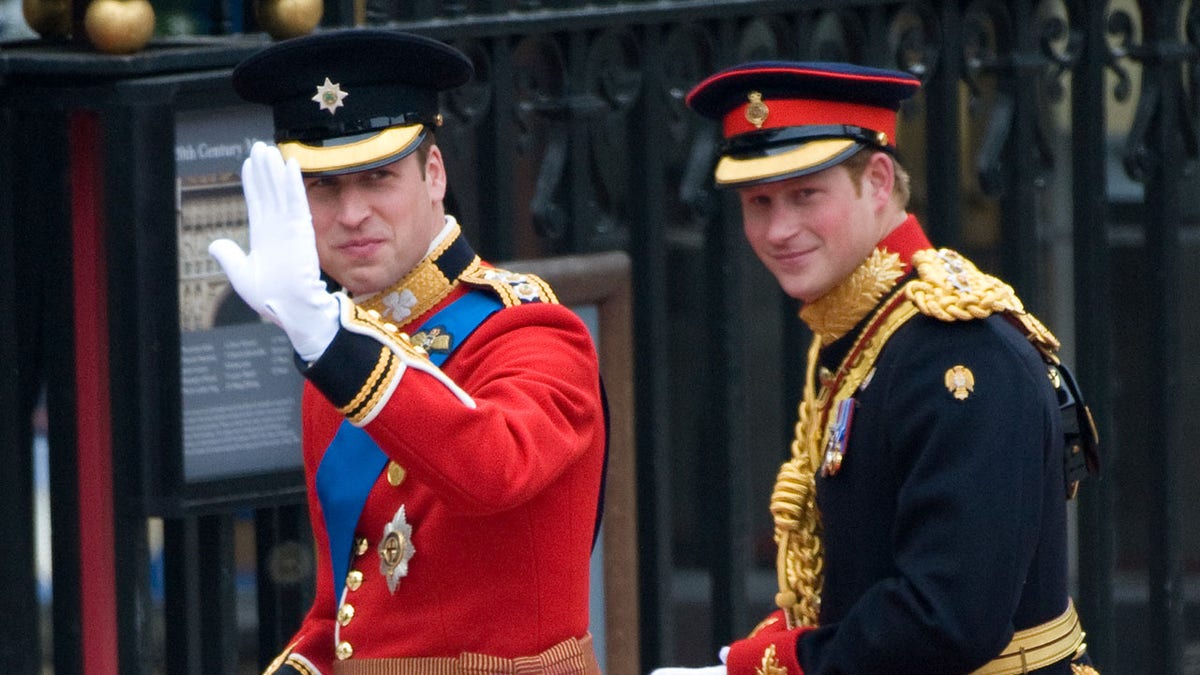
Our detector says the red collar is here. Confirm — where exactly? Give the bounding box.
[878,213,931,271]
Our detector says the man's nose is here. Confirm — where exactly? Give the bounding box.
[764,208,797,244]
[333,191,371,228]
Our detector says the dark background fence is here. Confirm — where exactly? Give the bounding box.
[2,0,1198,673]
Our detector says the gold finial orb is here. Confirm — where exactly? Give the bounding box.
[255,0,323,40]
[21,0,72,39]
[84,0,156,55]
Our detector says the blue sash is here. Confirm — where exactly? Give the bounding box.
[315,291,504,610]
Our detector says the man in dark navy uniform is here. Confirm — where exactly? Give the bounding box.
[209,29,606,674]
[654,62,1100,674]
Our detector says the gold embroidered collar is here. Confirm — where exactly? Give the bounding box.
[799,247,906,345]
[354,221,481,329]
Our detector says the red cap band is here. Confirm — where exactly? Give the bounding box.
[722,97,898,143]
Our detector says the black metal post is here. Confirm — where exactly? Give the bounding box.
[0,91,42,675]
[999,0,1047,306]
[1138,4,1187,671]
[925,0,963,246]
[255,503,314,669]
[629,21,673,667]
[1068,0,1116,667]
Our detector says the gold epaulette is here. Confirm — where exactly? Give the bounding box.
[460,264,559,307]
[905,248,1060,354]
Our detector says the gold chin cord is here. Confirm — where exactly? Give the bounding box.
[771,339,825,629]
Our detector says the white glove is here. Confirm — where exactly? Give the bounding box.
[209,142,339,362]
[648,648,728,674]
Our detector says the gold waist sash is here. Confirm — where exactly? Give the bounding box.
[334,634,600,675]
[971,600,1086,675]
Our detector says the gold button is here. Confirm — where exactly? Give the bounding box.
[387,462,406,487]
[354,537,369,556]
[336,640,354,660]
[346,570,363,591]
[337,603,355,626]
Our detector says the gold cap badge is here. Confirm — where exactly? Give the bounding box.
[944,365,975,400]
[745,91,769,129]
[312,77,349,115]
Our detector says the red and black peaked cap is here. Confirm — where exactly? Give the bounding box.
[686,61,921,188]
[232,29,473,176]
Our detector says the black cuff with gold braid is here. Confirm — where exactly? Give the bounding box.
[297,298,430,426]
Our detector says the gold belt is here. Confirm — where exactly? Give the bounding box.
[334,634,600,675]
[971,600,1086,675]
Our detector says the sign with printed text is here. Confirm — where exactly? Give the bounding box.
[175,105,305,483]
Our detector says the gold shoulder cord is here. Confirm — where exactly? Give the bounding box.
[459,263,560,307]
[907,248,1059,353]
[772,290,920,628]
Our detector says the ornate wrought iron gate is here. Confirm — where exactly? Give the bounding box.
[4,0,1200,673]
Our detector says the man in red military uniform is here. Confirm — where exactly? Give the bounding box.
[652,62,1100,674]
[209,29,607,674]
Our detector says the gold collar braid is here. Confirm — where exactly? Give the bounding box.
[355,221,482,330]
[799,248,906,345]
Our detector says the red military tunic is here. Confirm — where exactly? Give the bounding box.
[267,222,607,674]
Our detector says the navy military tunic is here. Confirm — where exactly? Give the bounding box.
[800,308,1071,673]
[724,216,1092,675]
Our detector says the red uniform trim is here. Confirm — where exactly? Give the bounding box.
[687,64,918,106]
[878,213,932,271]
[70,110,119,675]
[727,623,809,674]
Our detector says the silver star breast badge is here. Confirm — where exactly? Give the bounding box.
[312,77,349,115]
[379,505,415,594]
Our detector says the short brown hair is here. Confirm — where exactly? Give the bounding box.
[412,131,437,179]
[841,148,910,208]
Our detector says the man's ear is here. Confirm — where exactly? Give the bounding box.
[864,151,895,208]
[425,144,448,202]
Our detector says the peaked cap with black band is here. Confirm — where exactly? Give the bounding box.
[232,29,473,176]
[685,61,921,188]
